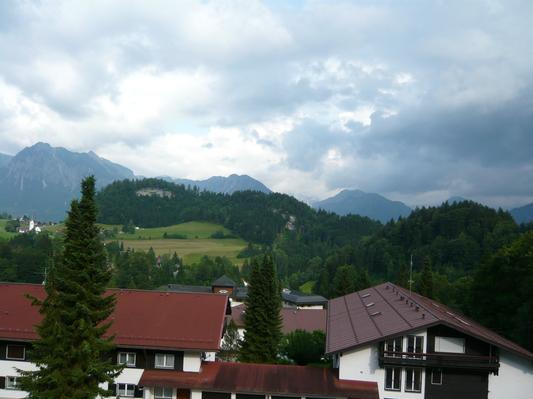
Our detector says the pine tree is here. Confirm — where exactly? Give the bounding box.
[396,261,409,288]
[219,320,242,361]
[19,177,122,398]
[419,256,434,298]
[239,255,282,363]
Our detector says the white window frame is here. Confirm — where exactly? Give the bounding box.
[6,376,19,390]
[406,335,424,358]
[384,367,401,391]
[6,344,25,360]
[118,351,136,367]
[155,353,175,369]
[117,383,135,397]
[154,386,173,399]
[405,368,423,393]
[384,337,403,357]
[431,369,443,385]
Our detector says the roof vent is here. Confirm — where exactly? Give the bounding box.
[386,285,390,290]
[370,311,382,317]
[405,299,409,304]
[422,313,425,319]
[362,293,371,298]
[410,302,413,307]
[415,306,420,312]
[400,295,404,300]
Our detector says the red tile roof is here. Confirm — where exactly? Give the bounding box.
[326,282,533,361]
[0,283,228,351]
[232,304,326,334]
[140,361,378,399]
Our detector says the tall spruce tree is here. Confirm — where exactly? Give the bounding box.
[419,256,434,299]
[239,255,282,363]
[19,177,121,399]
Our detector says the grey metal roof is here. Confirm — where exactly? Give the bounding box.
[282,290,328,306]
[211,275,236,288]
[326,282,533,361]
[166,284,211,293]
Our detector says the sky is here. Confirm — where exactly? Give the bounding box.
[0,0,532,208]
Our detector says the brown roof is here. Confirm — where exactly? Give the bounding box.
[140,361,378,399]
[0,283,228,351]
[232,304,326,334]
[326,282,533,361]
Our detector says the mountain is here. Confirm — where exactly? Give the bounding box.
[0,153,12,168]
[173,174,271,194]
[313,189,412,223]
[510,202,533,224]
[0,142,134,220]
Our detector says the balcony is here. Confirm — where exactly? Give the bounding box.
[379,350,499,373]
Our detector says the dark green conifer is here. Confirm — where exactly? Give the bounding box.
[419,256,434,298]
[19,177,121,398]
[239,255,282,363]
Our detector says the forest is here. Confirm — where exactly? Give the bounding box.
[1,177,532,351]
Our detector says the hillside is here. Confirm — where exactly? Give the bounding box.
[0,143,134,220]
[314,189,412,223]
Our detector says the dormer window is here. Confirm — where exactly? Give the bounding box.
[118,352,136,367]
[155,353,175,369]
[6,345,25,360]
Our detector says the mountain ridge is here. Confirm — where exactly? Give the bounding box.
[313,189,412,223]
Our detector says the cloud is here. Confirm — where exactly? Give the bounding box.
[0,0,532,207]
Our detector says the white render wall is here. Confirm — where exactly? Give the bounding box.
[488,350,533,399]
[338,329,427,399]
[183,352,202,372]
[0,359,38,399]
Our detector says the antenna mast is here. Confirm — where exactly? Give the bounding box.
[409,254,413,294]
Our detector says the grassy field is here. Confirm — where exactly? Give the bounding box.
[119,238,246,265]
[0,219,16,240]
[115,221,233,240]
[110,221,246,265]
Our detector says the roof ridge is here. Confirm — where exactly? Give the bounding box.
[390,283,439,321]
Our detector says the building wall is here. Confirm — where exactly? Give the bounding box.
[183,352,202,372]
[339,329,427,399]
[0,359,38,399]
[488,350,533,399]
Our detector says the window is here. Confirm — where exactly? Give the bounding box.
[155,353,175,369]
[405,368,422,392]
[6,376,19,390]
[117,383,135,397]
[154,387,173,399]
[431,369,443,385]
[407,335,424,358]
[6,344,25,360]
[384,367,401,391]
[118,352,136,367]
[384,337,403,357]
[434,336,465,353]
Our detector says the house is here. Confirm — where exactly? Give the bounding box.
[166,276,328,309]
[326,282,533,399]
[0,283,378,399]
[231,304,326,338]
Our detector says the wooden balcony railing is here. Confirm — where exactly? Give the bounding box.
[379,350,499,372]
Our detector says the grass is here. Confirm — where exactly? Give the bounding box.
[0,219,16,240]
[119,238,246,265]
[115,221,233,240]
[299,280,316,294]
[104,221,246,265]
